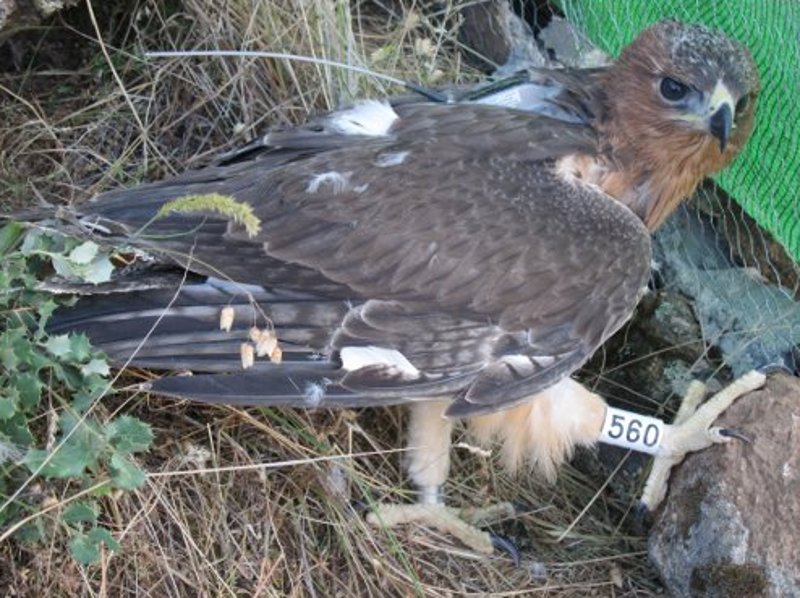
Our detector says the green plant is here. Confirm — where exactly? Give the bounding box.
[0,222,153,565]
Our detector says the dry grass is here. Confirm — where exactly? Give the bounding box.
[1,1,662,595]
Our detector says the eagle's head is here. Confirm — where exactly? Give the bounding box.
[601,20,760,228]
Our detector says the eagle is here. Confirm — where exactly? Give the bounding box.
[43,20,762,555]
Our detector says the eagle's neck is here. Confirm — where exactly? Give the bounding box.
[557,131,731,232]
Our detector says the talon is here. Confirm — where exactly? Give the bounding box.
[633,501,653,534]
[351,499,369,514]
[490,534,520,565]
[718,427,753,443]
[509,500,529,514]
[637,371,764,513]
[757,362,789,376]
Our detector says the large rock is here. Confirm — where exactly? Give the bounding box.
[649,373,800,597]
[456,0,545,72]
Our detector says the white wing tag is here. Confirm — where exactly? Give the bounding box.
[600,406,664,454]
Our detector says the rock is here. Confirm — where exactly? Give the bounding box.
[456,0,545,72]
[0,0,15,30]
[649,373,800,597]
[536,16,611,68]
[0,0,78,32]
[637,291,705,364]
[654,188,800,378]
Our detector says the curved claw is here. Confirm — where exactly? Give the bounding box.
[351,500,373,516]
[757,362,790,376]
[490,534,520,566]
[718,427,753,443]
[633,501,653,535]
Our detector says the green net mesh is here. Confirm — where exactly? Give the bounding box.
[560,0,800,262]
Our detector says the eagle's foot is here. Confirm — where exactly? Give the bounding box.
[638,370,766,516]
[366,500,516,556]
[459,501,516,527]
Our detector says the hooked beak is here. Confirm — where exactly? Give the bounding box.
[709,103,733,152]
[706,81,735,152]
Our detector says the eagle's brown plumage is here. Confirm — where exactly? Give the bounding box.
[596,20,759,229]
[46,20,760,546]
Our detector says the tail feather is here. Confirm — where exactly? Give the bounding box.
[48,278,349,375]
[146,363,399,409]
[47,276,385,407]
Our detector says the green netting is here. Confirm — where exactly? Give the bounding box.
[559,0,800,262]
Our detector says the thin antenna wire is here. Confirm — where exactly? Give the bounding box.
[144,50,449,103]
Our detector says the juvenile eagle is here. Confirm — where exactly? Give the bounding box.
[46,20,762,553]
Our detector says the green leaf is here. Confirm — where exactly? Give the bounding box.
[81,358,110,378]
[0,430,24,462]
[90,481,113,497]
[0,328,22,369]
[51,362,84,390]
[20,229,47,255]
[69,334,92,363]
[108,416,153,454]
[44,334,72,358]
[0,413,33,447]
[83,373,109,394]
[16,373,42,411]
[23,415,106,478]
[68,528,120,567]
[22,446,89,478]
[88,527,120,552]
[71,389,98,413]
[109,453,146,490]
[14,519,44,543]
[63,501,99,526]
[64,371,107,411]
[59,413,107,455]
[49,245,114,284]
[35,298,59,336]
[10,331,39,368]
[69,531,101,565]
[68,241,99,265]
[0,345,16,370]
[0,395,17,420]
[50,254,80,280]
[0,222,25,256]
[82,255,114,284]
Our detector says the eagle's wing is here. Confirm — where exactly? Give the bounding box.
[65,101,650,417]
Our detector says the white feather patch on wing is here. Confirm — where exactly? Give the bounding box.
[532,355,556,367]
[374,150,409,167]
[306,171,351,194]
[329,100,399,137]
[500,354,556,370]
[501,355,533,367]
[340,346,420,377]
[303,381,326,407]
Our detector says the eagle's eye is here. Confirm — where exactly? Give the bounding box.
[659,77,690,101]
[735,94,749,115]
